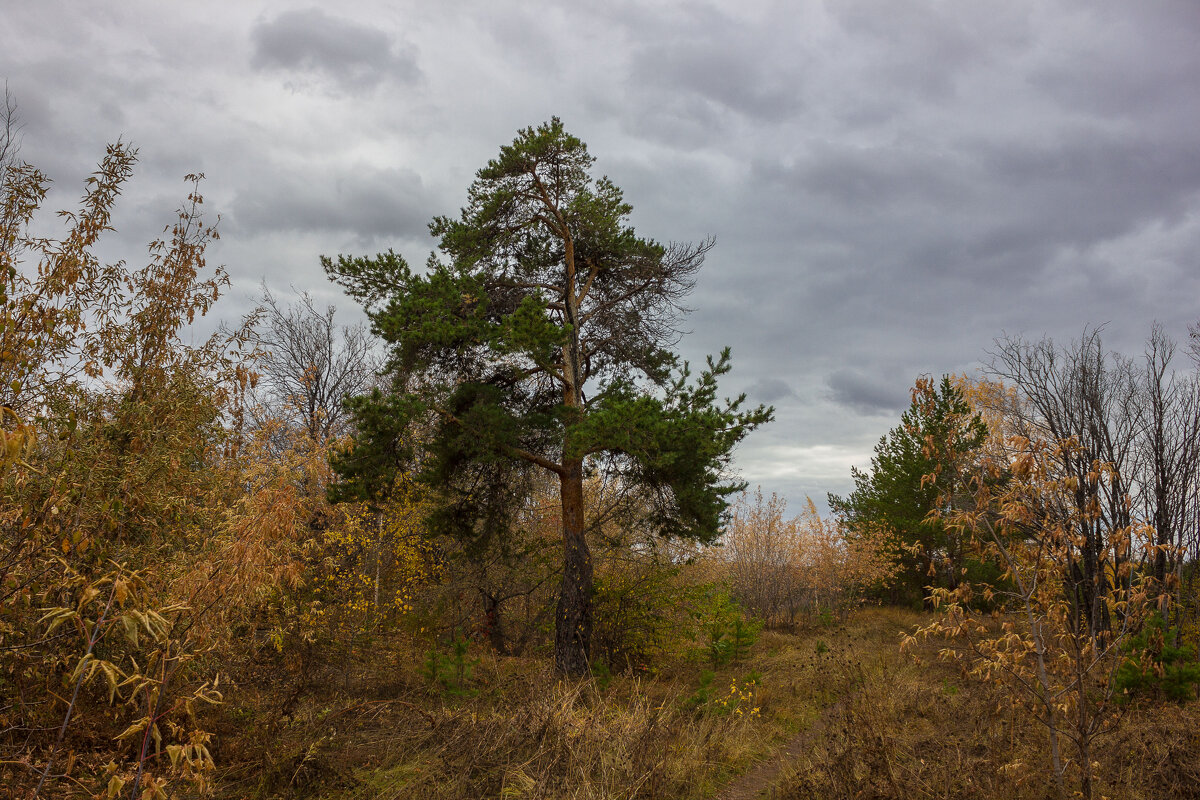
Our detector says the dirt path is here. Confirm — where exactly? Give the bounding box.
[713,694,852,800]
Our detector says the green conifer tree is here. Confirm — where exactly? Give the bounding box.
[829,376,988,604]
[324,119,770,674]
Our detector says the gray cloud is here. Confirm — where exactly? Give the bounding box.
[605,4,810,149]
[6,0,1200,512]
[826,369,908,416]
[629,41,803,126]
[1029,1,1200,122]
[828,0,1032,101]
[747,377,797,404]
[250,8,420,92]
[229,163,432,243]
[772,142,970,213]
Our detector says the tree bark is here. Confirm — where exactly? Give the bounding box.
[481,590,508,655]
[553,228,594,675]
[554,457,593,675]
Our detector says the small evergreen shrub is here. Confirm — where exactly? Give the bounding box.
[422,632,480,697]
[691,590,761,668]
[1115,613,1200,704]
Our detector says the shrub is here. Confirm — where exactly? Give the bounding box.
[1115,613,1200,704]
[422,632,480,697]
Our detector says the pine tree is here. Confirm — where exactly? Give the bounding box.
[324,119,770,674]
[829,376,987,604]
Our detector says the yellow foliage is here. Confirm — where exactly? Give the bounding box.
[912,426,1159,798]
[0,144,290,798]
[720,488,899,628]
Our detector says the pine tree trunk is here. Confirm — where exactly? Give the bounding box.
[554,235,593,676]
[554,457,593,675]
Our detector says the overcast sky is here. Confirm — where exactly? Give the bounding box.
[5,0,1200,512]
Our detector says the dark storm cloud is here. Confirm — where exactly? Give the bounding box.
[770,143,970,213]
[976,134,1200,244]
[607,3,808,148]
[736,125,1200,323]
[250,8,420,92]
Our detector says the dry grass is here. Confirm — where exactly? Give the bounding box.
[343,677,765,799]
[210,610,915,799]
[214,630,782,799]
[211,608,1200,800]
[774,619,1200,800]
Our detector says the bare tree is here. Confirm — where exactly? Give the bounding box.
[1137,325,1200,614]
[0,82,20,183]
[989,326,1200,634]
[0,82,27,268]
[251,287,380,443]
[917,327,1200,800]
[990,328,1140,633]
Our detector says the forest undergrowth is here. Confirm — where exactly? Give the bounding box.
[211,608,915,800]
[776,621,1200,800]
[211,607,1200,800]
